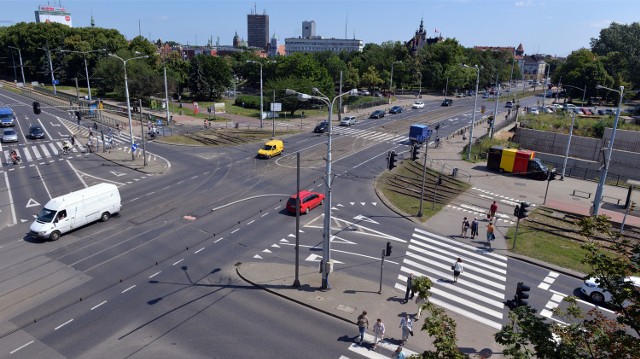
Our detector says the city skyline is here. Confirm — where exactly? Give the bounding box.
[1,0,638,56]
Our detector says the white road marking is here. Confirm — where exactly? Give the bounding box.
[91,301,107,310]
[231,228,239,234]
[122,285,136,293]
[148,271,161,279]
[34,166,52,200]
[247,220,255,225]
[173,259,184,266]
[194,247,205,254]
[10,340,34,354]
[54,319,74,330]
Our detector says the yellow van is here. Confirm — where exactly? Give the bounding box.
[257,139,284,159]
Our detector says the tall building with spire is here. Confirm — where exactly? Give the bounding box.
[405,19,443,56]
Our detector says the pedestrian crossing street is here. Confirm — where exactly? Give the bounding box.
[339,333,418,359]
[332,126,408,144]
[395,228,508,330]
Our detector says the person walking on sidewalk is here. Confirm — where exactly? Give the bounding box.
[461,217,470,238]
[470,217,479,239]
[486,222,495,248]
[399,314,413,344]
[452,258,464,283]
[489,201,498,220]
[356,311,369,345]
[392,346,406,359]
[404,273,414,304]
[372,318,385,350]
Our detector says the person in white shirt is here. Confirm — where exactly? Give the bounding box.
[452,257,464,283]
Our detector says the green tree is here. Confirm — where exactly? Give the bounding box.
[591,22,640,88]
[360,66,384,90]
[553,49,612,103]
[188,54,232,100]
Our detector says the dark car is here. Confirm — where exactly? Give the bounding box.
[29,125,45,139]
[389,106,403,114]
[441,99,453,106]
[370,110,386,119]
[313,121,329,133]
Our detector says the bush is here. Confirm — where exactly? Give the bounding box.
[234,95,261,110]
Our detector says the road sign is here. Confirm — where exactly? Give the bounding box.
[131,143,138,152]
[270,103,282,112]
[156,119,162,125]
[52,79,59,85]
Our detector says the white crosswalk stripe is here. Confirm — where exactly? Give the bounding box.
[343,333,418,359]
[395,228,508,330]
[333,127,407,144]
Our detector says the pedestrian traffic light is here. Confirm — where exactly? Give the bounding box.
[32,101,41,115]
[631,201,637,212]
[411,145,420,161]
[388,151,397,171]
[518,202,530,219]
[514,205,520,217]
[385,241,392,256]
[515,282,530,307]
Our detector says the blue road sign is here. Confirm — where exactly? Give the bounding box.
[156,119,162,125]
[131,143,138,152]
[53,79,59,85]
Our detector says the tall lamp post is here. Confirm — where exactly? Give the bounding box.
[247,60,274,128]
[60,49,106,101]
[417,72,422,97]
[389,61,402,95]
[592,84,624,216]
[541,63,550,109]
[286,87,357,290]
[7,46,26,85]
[562,84,586,106]
[108,53,149,161]
[462,64,481,160]
[38,44,58,95]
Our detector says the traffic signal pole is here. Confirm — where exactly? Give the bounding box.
[417,138,429,217]
[513,217,521,250]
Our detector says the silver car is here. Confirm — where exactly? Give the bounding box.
[340,116,357,126]
[2,128,18,143]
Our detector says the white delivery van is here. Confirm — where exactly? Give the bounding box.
[29,183,121,241]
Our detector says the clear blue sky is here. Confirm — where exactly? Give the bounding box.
[1,0,638,57]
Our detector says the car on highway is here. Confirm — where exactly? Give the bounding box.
[1,128,18,143]
[441,99,453,106]
[369,110,385,119]
[313,121,329,133]
[581,276,640,305]
[505,101,513,108]
[340,116,357,126]
[412,101,425,109]
[29,125,45,139]
[0,107,16,127]
[257,139,284,159]
[286,190,325,214]
[389,106,403,114]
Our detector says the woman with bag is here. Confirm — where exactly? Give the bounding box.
[372,318,385,350]
[452,258,464,283]
[399,313,413,344]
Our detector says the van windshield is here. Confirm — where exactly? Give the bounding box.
[36,208,57,223]
[0,113,12,120]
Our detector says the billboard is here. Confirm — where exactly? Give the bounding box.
[35,6,73,27]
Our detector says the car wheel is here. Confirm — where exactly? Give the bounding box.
[50,231,61,241]
[101,212,111,222]
[590,292,605,304]
[320,199,324,205]
[305,207,310,214]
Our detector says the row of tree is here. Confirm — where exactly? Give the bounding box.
[0,21,637,107]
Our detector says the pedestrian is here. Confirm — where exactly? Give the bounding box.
[392,346,406,359]
[461,217,470,238]
[470,217,479,239]
[70,134,76,146]
[372,318,385,350]
[489,200,498,220]
[88,126,93,137]
[404,273,414,303]
[415,294,426,320]
[486,221,495,248]
[399,314,413,343]
[356,311,369,345]
[452,257,464,283]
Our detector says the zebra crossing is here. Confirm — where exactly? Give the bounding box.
[395,228,508,330]
[340,333,419,359]
[332,126,407,144]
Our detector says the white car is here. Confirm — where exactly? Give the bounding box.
[581,276,640,305]
[339,116,357,126]
[357,89,370,96]
[528,106,540,115]
[412,101,425,109]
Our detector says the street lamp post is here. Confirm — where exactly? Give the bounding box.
[108,53,149,161]
[247,60,274,128]
[490,73,501,139]
[7,46,26,85]
[463,64,481,160]
[542,63,550,109]
[417,72,422,97]
[592,85,625,216]
[61,49,106,101]
[38,44,57,95]
[389,61,402,95]
[560,111,576,180]
[286,87,357,290]
[562,84,587,106]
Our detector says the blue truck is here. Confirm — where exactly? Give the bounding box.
[409,124,431,144]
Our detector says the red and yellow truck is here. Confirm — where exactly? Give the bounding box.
[487,146,555,180]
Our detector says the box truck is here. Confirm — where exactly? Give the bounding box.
[409,124,431,144]
[487,146,555,180]
[29,183,121,241]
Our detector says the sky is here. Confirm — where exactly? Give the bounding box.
[1,0,638,57]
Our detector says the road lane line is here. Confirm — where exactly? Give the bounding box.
[231,228,239,234]
[173,259,184,265]
[214,237,224,243]
[261,212,269,217]
[54,318,74,330]
[148,271,161,279]
[10,340,34,354]
[194,247,205,254]
[91,301,107,310]
[246,220,255,225]
[34,166,52,200]
[4,172,17,225]
[122,285,136,293]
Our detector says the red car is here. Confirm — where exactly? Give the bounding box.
[286,191,325,214]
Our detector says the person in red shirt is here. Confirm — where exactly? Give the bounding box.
[490,201,498,220]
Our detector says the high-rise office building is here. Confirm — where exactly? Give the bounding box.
[247,9,269,50]
[302,20,316,39]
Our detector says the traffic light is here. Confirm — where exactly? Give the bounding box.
[515,282,530,307]
[518,202,530,219]
[385,241,392,256]
[631,201,637,212]
[32,101,41,115]
[411,145,420,161]
[514,205,520,217]
[388,151,397,171]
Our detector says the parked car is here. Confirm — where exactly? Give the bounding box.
[389,106,403,114]
[257,139,284,159]
[455,93,465,98]
[313,121,329,133]
[0,107,16,127]
[357,89,370,96]
[370,110,385,119]
[581,276,640,305]
[2,128,18,143]
[373,91,383,98]
[482,93,489,99]
[286,190,325,214]
[441,99,453,106]
[412,101,425,109]
[563,104,578,112]
[505,101,513,108]
[528,106,540,115]
[543,106,554,113]
[581,108,593,115]
[573,108,584,115]
[340,116,357,126]
[29,125,45,139]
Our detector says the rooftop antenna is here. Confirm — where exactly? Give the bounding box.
[344,14,348,39]
[138,19,141,37]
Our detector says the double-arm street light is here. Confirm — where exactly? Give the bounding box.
[7,46,26,85]
[389,61,402,95]
[286,87,357,290]
[108,53,150,161]
[38,44,58,95]
[462,64,481,160]
[60,49,106,101]
[592,85,625,216]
